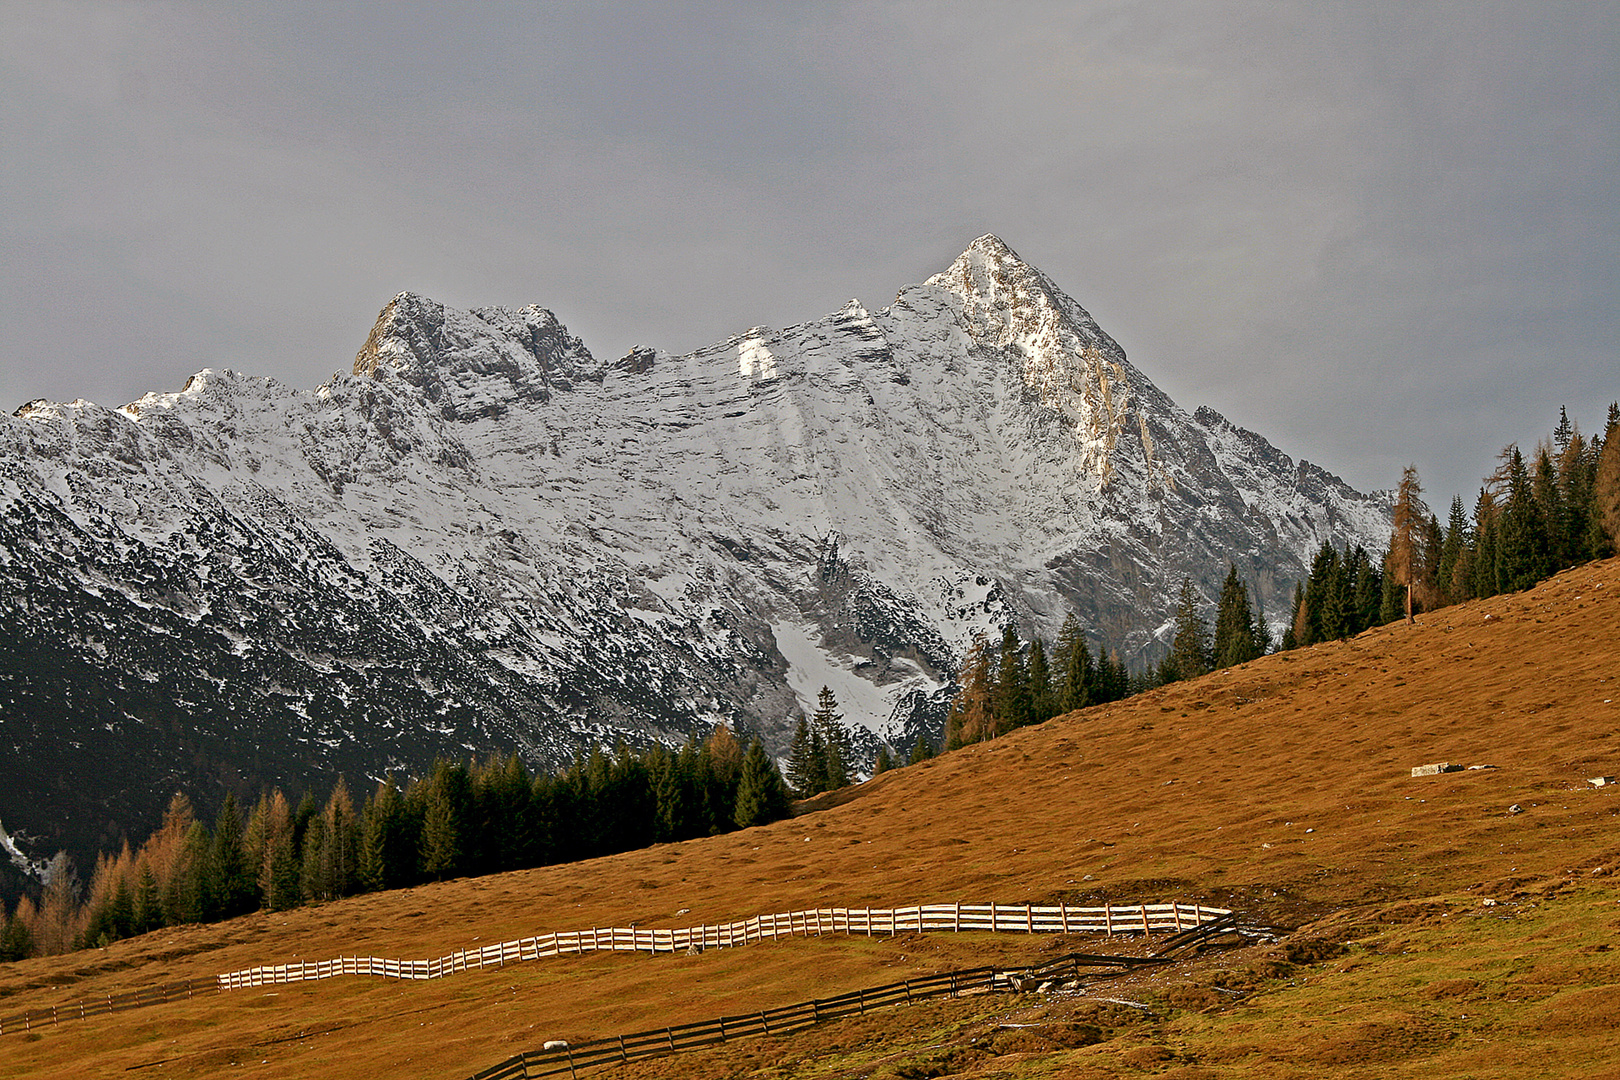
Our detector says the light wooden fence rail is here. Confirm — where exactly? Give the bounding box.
[0,900,1231,1036]
[213,900,1230,992]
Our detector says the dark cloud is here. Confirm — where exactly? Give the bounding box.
[2,1,1614,503]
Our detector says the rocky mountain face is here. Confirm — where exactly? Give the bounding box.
[0,236,1391,880]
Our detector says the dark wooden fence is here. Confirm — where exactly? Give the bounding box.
[467,951,1170,1080]
[0,977,217,1035]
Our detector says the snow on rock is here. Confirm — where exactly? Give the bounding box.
[0,235,1391,875]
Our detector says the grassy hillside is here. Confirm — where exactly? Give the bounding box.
[2,558,1617,1078]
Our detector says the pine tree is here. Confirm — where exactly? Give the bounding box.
[906,734,934,765]
[993,626,1030,733]
[1169,578,1212,679]
[1212,563,1259,669]
[655,737,701,840]
[811,686,850,789]
[1026,637,1054,724]
[785,717,818,796]
[1438,495,1470,604]
[1532,442,1568,571]
[1280,582,1304,651]
[211,793,255,918]
[1471,489,1499,599]
[873,745,894,774]
[1054,613,1093,713]
[1498,447,1550,592]
[732,739,790,828]
[0,900,36,961]
[359,777,409,892]
[132,864,161,935]
[420,786,461,881]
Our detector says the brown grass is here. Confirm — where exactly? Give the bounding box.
[2,558,1618,1078]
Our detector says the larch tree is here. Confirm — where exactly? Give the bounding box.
[1390,465,1424,624]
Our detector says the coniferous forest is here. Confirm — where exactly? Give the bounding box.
[3,405,1616,963]
[2,727,788,958]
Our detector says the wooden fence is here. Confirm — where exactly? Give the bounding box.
[0,900,1230,1036]
[214,901,1229,992]
[466,950,1172,1080]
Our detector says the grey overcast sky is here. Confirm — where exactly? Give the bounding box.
[2,1,1615,504]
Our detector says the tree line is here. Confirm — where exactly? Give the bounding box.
[1,725,789,959]
[1288,404,1620,646]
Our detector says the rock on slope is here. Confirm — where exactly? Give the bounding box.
[0,235,1389,871]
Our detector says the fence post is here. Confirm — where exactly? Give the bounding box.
[1141,906,1151,934]
[1104,904,1113,937]
[1026,903,1033,933]
[1060,901,1069,934]
[761,1010,771,1036]
[954,901,961,932]
[618,1034,628,1063]
[667,1027,676,1052]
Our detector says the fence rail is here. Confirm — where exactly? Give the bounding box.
[0,899,1229,1037]
[468,950,1170,1080]
[214,901,1229,991]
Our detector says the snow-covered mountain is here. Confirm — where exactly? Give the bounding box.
[0,235,1390,872]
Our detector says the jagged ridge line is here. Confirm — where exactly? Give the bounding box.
[215,899,1231,991]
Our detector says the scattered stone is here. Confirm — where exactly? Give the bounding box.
[1481,898,1497,907]
[1508,804,1524,814]
[1593,867,1609,876]
[685,945,703,956]
[1412,762,1463,776]
[543,1040,569,1051]
[1589,776,1616,787]
[1467,764,1497,770]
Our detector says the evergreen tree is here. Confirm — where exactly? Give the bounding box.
[811,686,850,788]
[906,734,935,765]
[132,864,161,934]
[359,777,411,892]
[1212,563,1259,668]
[211,793,255,918]
[785,717,818,796]
[873,745,894,774]
[1470,489,1500,599]
[298,815,328,901]
[1055,613,1094,712]
[1280,582,1305,651]
[655,737,702,840]
[993,625,1030,732]
[1026,636,1054,724]
[1438,495,1470,604]
[732,739,790,828]
[1498,446,1550,592]
[420,785,461,881]
[1169,578,1213,679]
[0,901,35,961]
[1532,442,1568,570]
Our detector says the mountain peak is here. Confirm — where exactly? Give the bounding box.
[352,292,599,417]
